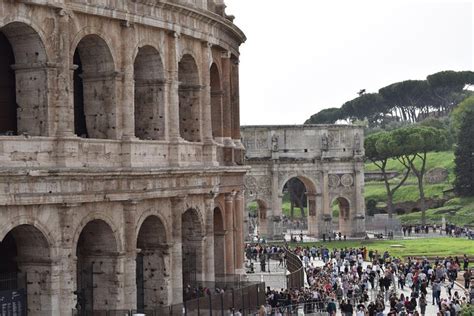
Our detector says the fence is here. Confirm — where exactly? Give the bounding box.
[284,247,304,289]
[73,281,266,316]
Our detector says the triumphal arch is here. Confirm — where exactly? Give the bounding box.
[241,125,366,239]
[0,0,246,314]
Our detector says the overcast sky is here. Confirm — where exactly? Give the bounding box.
[225,0,474,126]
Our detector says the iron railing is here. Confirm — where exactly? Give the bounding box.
[73,281,265,316]
[284,247,304,289]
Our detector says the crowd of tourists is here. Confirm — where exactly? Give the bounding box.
[401,224,472,238]
[250,244,473,315]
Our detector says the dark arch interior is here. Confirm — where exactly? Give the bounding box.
[213,207,225,276]
[335,197,350,219]
[283,177,308,219]
[134,46,165,140]
[76,219,118,310]
[73,35,115,139]
[182,209,203,288]
[0,31,17,136]
[0,225,50,295]
[178,54,201,142]
[73,51,87,137]
[136,215,169,309]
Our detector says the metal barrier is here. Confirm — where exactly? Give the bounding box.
[284,247,304,289]
[72,282,265,316]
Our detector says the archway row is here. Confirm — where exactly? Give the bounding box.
[0,22,226,143]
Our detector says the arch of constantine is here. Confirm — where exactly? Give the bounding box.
[0,0,246,314]
[241,125,366,239]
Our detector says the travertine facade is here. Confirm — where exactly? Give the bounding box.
[0,0,246,314]
[241,125,366,239]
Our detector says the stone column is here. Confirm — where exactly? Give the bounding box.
[167,32,181,142]
[221,52,234,148]
[167,32,182,167]
[201,42,218,165]
[306,193,319,237]
[57,203,80,315]
[122,200,139,309]
[224,192,235,274]
[120,21,136,140]
[204,196,216,281]
[55,9,74,137]
[269,163,283,239]
[322,167,332,237]
[170,195,186,303]
[353,163,366,236]
[233,191,245,272]
[230,58,242,144]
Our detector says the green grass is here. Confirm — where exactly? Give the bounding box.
[286,238,474,258]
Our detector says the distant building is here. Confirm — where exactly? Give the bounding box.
[0,0,246,314]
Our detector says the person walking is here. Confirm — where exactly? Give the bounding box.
[464,268,472,289]
[418,293,427,316]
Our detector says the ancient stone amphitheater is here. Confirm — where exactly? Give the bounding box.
[0,0,246,314]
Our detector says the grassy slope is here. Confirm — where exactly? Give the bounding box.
[365,151,474,225]
[285,238,474,258]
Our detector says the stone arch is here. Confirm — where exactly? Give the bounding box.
[136,215,170,309]
[134,45,166,140]
[332,196,351,237]
[135,211,171,245]
[246,198,269,237]
[75,219,120,310]
[178,54,202,142]
[72,213,123,257]
[72,34,117,139]
[210,62,224,139]
[0,22,49,136]
[213,207,225,276]
[182,208,205,286]
[279,173,319,195]
[0,224,54,313]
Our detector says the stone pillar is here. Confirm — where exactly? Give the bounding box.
[221,52,234,148]
[233,191,244,272]
[55,9,74,137]
[204,197,216,281]
[269,164,283,239]
[306,193,319,237]
[57,203,79,315]
[122,200,139,309]
[224,193,235,274]
[170,195,186,303]
[353,164,366,236]
[121,21,136,140]
[322,168,332,237]
[230,58,242,143]
[167,32,181,142]
[201,42,218,165]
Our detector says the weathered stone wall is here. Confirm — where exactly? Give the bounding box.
[242,125,366,239]
[0,0,246,315]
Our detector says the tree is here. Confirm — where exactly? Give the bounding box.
[450,96,474,136]
[364,131,414,218]
[427,70,474,114]
[391,126,448,225]
[454,108,474,197]
[304,108,340,124]
[339,93,389,127]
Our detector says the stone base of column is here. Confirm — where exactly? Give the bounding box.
[55,137,81,168]
[202,141,219,166]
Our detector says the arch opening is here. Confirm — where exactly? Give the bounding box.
[213,207,225,276]
[73,35,116,139]
[332,197,351,238]
[136,215,169,310]
[76,219,119,311]
[181,208,204,292]
[0,22,48,136]
[134,46,166,140]
[210,63,223,139]
[0,224,52,311]
[178,54,201,142]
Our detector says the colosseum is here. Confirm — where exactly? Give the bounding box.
[0,0,246,314]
